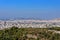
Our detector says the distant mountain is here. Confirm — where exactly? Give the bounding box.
[51,18,60,21]
[0,18,42,21]
[0,18,60,21]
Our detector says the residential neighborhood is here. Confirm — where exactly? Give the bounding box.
[0,19,60,29]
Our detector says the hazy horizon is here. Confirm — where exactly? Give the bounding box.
[0,0,60,19]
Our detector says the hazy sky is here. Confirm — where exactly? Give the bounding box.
[0,0,60,19]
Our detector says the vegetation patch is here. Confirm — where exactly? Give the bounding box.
[0,27,60,40]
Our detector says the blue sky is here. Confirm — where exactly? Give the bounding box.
[0,0,60,19]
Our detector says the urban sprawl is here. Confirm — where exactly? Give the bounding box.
[0,19,60,29]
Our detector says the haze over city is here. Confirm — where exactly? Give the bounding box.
[0,0,60,20]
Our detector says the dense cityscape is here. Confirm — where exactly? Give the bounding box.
[0,19,60,29]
